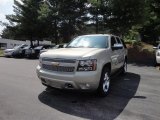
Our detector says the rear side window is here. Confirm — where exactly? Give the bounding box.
[116,37,122,44]
[111,36,117,47]
[44,46,50,49]
[121,39,127,48]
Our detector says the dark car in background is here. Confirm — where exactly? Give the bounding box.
[4,44,28,57]
[25,45,53,58]
[54,44,67,48]
[40,44,66,54]
[24,45,37,58]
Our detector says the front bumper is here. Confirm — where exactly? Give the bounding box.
[4,52,13,57]
[36,65,101,91]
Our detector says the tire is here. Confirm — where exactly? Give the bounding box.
[154,58,158,66]
[155,61,158,67]
[121,59,127,75]
[97,67,111,97]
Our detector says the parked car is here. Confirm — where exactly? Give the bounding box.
[54,44,67,49]
[26,45,53,58]
[4,48,14,57]
[40,45,55,54]
[37,34,127,96]
[40,44,66,54]
[153,44,160,65]
[4,44,28,57]
[24,45,37,58]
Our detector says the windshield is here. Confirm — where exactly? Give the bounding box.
[13,45,21,49]
[67,36,108,48]
[23,46,30,49]
[34,46,43,49]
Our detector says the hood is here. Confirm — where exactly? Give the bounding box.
[4,49,14,52]
[41,48,105,59]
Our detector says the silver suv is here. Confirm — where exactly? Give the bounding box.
[37,34,127,96]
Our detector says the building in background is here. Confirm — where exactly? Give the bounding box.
[0,38,52,49]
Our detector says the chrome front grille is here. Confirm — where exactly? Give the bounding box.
[42,58,76,63]
[42,64,75,72]
[42,58,76,72]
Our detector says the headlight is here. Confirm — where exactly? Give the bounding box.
[77,59,97,71]
[157,52,160,56]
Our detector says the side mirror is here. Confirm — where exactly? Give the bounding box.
[112,44,123,50]
[153,47,158,49]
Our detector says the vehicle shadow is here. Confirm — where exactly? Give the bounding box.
[38,72,142,120]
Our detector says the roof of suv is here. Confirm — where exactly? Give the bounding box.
[82,34,110,36]
[80,34,121,38]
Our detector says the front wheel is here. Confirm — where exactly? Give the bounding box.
[97,67,111,97]
[121,60,127,75]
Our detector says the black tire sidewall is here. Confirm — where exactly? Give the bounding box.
[98,67,111,97]
[122,60,127,75]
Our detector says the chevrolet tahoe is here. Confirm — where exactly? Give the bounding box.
[37,34,127,96]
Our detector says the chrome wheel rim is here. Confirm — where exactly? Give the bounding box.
[103,72,110,93]
[124,62,127,73]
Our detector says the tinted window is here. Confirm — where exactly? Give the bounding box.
[67,36,108,48]
[54,45,63,48]
[116,37,121,44]
[111,36,117,47]
[21,45,28,49]
[43,45,50,49]
[59,45,64,48]
[13,45,21,49]
[23,46,30,49]
[121,39,127,48]
[34,46,43,49]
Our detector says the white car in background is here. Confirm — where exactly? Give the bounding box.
[3,44,27,57]
[153,44,160,65]
[3,48,14,57]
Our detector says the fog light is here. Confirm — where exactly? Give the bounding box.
[80,83,90,89]
[86,84,90,87]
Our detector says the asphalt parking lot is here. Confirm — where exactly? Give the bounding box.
[0,57,160,120]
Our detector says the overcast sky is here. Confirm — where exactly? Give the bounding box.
[0,0,15,34]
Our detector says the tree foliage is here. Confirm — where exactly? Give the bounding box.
[1,0,160,44]
[140,0,160,44]
[3,0,43,46]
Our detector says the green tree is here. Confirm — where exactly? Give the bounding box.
[140,0,160,44]
[88,0,106,33]
[104,0,145,36]
[3,0,44,46]
[58,0,88,42]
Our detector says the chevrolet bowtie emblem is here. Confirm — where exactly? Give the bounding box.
[51,62,60,66]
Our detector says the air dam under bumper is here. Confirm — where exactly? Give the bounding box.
[36,65,101,90]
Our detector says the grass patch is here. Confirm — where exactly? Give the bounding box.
[0,49,4,57]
